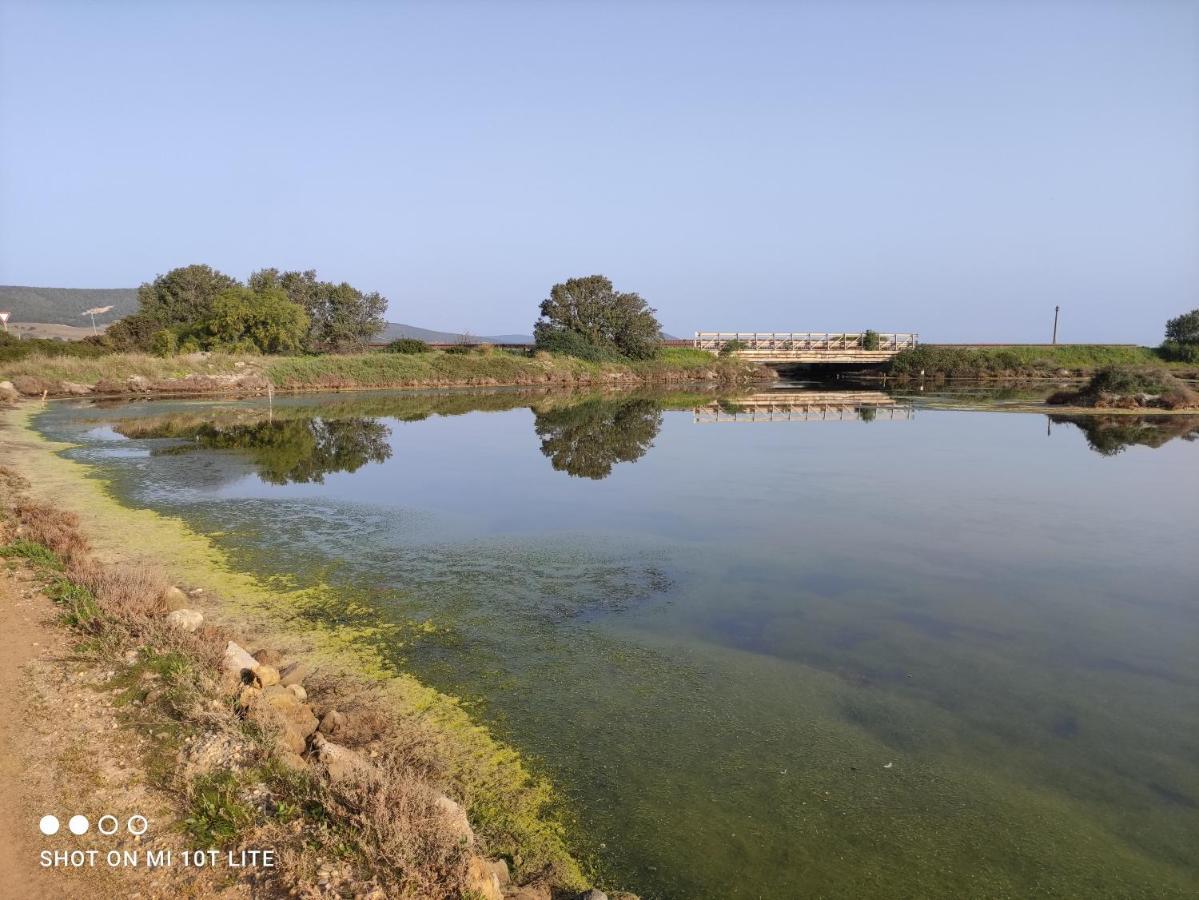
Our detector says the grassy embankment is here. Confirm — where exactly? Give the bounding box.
[0,404,613,899]
[0,346,765,396]
[886,344,1194,379]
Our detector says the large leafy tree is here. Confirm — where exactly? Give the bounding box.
[108,264,238,349]
[1165,309,1199,346]
[201,285,309,353]
[250,268,387,351]
[533,275,662,360]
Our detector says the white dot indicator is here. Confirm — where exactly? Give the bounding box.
[39,815,60,835]
[68,815,89,835]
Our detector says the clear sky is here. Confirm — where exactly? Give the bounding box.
[1,1,1196,342]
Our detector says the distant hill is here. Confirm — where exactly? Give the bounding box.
[378,322,533,344]
[0,286,139,326]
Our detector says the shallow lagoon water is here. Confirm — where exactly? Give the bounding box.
[34,387,1199,898]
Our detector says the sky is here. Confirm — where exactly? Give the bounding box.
[1,1,1196,343]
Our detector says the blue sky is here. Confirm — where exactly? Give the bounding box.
[1,1,1195,342]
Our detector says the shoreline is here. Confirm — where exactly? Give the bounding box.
[0,401,622,899]
[0,348,772,402]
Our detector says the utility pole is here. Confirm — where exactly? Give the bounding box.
[1052,305,1060,345]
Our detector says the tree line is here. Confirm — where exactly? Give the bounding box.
[106,264,387,354]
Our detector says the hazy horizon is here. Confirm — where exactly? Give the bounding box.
[2,1,1196,344]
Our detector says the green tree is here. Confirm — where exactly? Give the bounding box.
[533,275,662,360]
[200,285,309,353]
[250,269,387,351]
[1165,309,1199,345]
[108,264,239,350]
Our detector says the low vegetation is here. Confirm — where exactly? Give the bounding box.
[0,345,764,398]
[1047,366,1199,410]
[887,344,1179,379]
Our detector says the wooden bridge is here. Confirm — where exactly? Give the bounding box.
[694,332,918,364]
[694,391,913,424]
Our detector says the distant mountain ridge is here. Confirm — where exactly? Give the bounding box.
[0,286,139,325]
[0,285,535,343]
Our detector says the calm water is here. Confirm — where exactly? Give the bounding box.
[34,387,1199,899]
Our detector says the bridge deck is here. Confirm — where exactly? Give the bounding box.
[695,332,917,363]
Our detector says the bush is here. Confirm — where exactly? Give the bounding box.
[533,328,628,362]
[861,330,881,351]
[149,329,178,357]
[386,338,430,354]
[718,339,747,357]
[1160,340,1199,364]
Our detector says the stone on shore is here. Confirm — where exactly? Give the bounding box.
[253,664,281,687]
[161,586,190,611]
[222,641,259,683]
[165,608,203,632]
[278,660,310,687]
[466,856,503,900]
[310,732,373,784]
[434,794,475,846]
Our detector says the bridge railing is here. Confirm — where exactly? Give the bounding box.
[693,332,918,353]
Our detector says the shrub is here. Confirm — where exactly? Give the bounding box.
[150,329,178,357]
[718,339,748,357]
[861,330,881,351]
[533,274,662,359]
[386,338,430,354]
[1160,340,1199,364]
[533,327,628,362]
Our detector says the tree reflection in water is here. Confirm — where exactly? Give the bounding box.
[533,398,663,479]
[1051,414,1199,456]
[146,418,392,483]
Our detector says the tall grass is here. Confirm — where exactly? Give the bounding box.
[888,344,1176,378]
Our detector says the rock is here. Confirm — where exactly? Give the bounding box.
[310,732,373,784]
[237,685,261,709]
[253,664,281,687]
[578,891,608,900]
[505,887,551,900]
[58,380,93,396]
[486,859,510,887]
[126,375,151,392]
[278,660,310,687]
[275,751,308,773]
[434,794,474,846]
[287,683,308,702]
[0,380,20,403]
[252,648,283,666]
[466,856,503,900]
[253,685,319,755]
[165,608,204,632]
[318,708,346,735]
[161,586,190,611]
[222,641,259,683]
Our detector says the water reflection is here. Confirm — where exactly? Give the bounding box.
[533,397,663,479]
[120,417,392,483]
[1051,414,1199,456]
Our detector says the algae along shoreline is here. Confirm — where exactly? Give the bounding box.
[0,400,629,900]
[0,346,769,400]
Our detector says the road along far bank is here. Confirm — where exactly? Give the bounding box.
[0,400,638,900]
[0,347,771,401]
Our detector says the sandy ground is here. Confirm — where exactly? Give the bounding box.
[0,558,249,899]
[4,322,105,341]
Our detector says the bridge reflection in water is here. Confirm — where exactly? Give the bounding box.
[693,390,913,423]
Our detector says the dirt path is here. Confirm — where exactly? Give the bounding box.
[0,562,64,898]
